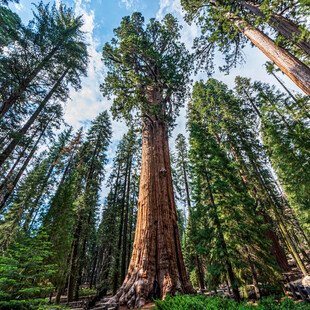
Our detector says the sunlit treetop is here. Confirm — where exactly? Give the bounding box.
[101,12,193,126]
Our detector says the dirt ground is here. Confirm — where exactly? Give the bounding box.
[120,302,155,310]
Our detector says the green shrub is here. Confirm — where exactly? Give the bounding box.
[0,233,57,309]
[154,295,310,310]
[78,288,97,296]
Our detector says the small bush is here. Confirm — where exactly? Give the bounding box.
[154,295,310,310]
[78,288,97,296]
[0,233,57,309]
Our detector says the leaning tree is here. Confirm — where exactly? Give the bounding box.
[181,0,310,95]
[101,12,195,308]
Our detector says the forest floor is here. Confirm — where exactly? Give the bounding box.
[58,255,310,309]
[120,302,155,310]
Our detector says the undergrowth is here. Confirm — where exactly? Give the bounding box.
[154,295,310,310]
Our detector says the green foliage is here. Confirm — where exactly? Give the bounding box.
[101,12,192,125]
[0,6,21,51]
[78,288,97,296]
[0,232,56,309]
[181,0,310,74]
[95,127,141,294]
[38,305,69,310]
[234,75,310,237]
[187,78,283,293]
[154,295,310,310]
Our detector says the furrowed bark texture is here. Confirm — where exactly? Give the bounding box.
[111,117,194,309]
[229,13,310,95]
[241,1,310,56]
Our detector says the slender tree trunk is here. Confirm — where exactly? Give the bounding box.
[229,144,290,272]
[67,219,82,302]
[55,287,62,305]
[0,69,68,168]
[0,46,59,116]
[0,123,48,210]
[241,1,310,56]
[22,163,56,232]
[248,156,308,275]
[227,11,310,95]
[195,255,205,290]
[204,166,241,302]
[0,127,38,192]
[182,159,191,219]
[87,247,113,309]
[263,214,290,271]
[111,117,194,309]
[233,130,304,273]
[69,136,102,301]
[269,70,310,117]
[245,246,261,299]
[121,157,132,283]
[181,153,205,289]
[112,161,127,295]
[90,249,99,289]
[270,70,298,102]
[74,236,87,301]
[127,199,135,270]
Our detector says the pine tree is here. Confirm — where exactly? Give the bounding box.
[188,79,283,300]
[0,1,88,116]
[235,76,310,248]
[66,111,112,302]
[173,134,206,290]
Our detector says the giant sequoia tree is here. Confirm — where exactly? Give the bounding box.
[101,13,194,308]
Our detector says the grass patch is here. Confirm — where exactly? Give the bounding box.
[154,295,310,310]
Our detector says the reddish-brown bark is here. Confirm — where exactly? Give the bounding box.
[228,12,310,95]
[111,93,194,308]
[240,1,310,56]
[264,215,291,272]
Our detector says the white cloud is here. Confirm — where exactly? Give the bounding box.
[13,2,24,11]
[64,0,128,136]
[62,0,129,202]
[118,0,137,10]
[63,0,105,128]
[156,0,199,51]
[120,0,133,9]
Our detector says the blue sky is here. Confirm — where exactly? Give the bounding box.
[10,0,301,201]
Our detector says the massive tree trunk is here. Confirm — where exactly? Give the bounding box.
[111,116,194,308]
[228,12,310,95]
[240,1,310,56]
